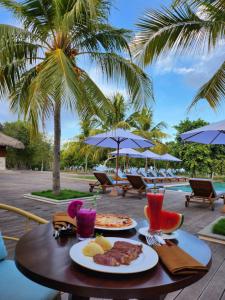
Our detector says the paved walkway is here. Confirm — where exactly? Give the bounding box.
[0,170,225,300]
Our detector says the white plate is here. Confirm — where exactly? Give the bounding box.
[138,226,178,240]
[95,219,137,231]
[69,237,158,274]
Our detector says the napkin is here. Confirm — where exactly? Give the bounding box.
[153,241,208,275]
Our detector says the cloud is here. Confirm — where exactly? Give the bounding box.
[153,42,225,88]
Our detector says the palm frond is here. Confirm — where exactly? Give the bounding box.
[189,60,225,110]
[74,23,131,55]
[132,4,224,65]
[87,52,154,108]
[60,0,110,32]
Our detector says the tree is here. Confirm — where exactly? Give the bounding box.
[167,119,211,176]
[127,107,168,153]
[2,121,52,170]
[0,0,153,194]
[94,93,131,130]
[132,0,225,108]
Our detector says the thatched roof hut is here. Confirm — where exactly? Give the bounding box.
[0,132,25,149]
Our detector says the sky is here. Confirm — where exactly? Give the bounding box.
[0,0,225,143]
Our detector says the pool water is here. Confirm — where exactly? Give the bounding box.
[166,182,225,193]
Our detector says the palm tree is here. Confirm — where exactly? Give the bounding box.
[94,92,131,130]
[78,116,104,172]
[132,0,225,109]
[0,0,153,194]
[127,107,168,143]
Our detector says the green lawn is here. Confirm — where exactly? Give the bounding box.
[212,218,225,236]
[32,189,94,200]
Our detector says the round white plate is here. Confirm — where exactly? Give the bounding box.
[138,226,178,240]
[95,219,137,231]
[69,237,158,274]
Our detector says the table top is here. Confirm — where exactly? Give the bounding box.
[15,220,212,299]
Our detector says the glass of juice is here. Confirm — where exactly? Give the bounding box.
[76,208,96,240]
[147,189,164,235]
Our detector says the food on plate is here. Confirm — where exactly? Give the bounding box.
[95,235,112,251]
[95,214,133,228]
[82,242,104,257]
[144,206,184,233]
[93,241,142,266]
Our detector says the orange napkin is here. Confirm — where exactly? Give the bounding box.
[153,241,208,275]
[52,212,76,230]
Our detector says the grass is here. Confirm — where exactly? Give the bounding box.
[32,189,94,200]
[212,218,225,236]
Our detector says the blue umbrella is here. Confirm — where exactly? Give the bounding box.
[180,120,225,144]
[85,128,154,179]
[110,148,145,172]
[110,148,145,158]
[160,153,182,162]
[181,120,225,211]
[142,150,162,170]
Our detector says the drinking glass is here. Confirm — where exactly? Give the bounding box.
[146,188,165,235]
[76,208,96,240]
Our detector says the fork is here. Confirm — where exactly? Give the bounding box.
[145,235,161,247]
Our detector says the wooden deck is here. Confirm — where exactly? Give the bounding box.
[0,170,225,300]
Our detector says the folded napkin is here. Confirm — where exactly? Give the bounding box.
[153,241,208,275]
[52,212,76,238]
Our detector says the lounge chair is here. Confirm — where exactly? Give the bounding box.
[0,203,59,300]
[89,172,128,193]
[147,169,167,183]
[167,170,188,182]
[123,174,164,198]
[158,170,174,182]
[185,179,225,210]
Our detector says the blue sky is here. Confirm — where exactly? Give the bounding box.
[0,0,225,143]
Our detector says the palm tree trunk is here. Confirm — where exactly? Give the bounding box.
[53,101,61,195]
[85,153,88,173]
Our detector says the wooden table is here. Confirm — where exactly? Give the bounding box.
[15,220,211,300]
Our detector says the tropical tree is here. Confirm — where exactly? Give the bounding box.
[132,0,225,108]
[94,92,131,130]
[2,121,52,170]
[0,0,153,194]
[127,107,168,153]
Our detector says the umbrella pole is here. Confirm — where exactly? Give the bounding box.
[126,155,129,173]
[145,158,148,172]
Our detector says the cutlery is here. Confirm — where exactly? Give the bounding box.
[145,235,161,247]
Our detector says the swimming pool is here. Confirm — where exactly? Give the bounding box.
[166,182,225,193]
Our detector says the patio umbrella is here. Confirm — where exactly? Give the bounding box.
[142,150,161,170]
[110,148,145,172]
[180,119,225,212]
[85,128,154,180]
[160,153,182,162]
[181,120,225,144]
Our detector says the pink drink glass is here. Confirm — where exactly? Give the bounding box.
[76,208,96,240]
[147,192,164,235]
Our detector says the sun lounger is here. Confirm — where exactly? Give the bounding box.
[158,170,174,182]
[123,174,164,198]
[185,179,225,210]
[89,172,128,193]
[167,170,188,182]
[147,170,168,183]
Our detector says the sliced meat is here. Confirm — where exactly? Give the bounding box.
[93,253,120,266]
[105,249,130,265]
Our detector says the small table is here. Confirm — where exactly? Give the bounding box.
[15,221,211,300]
